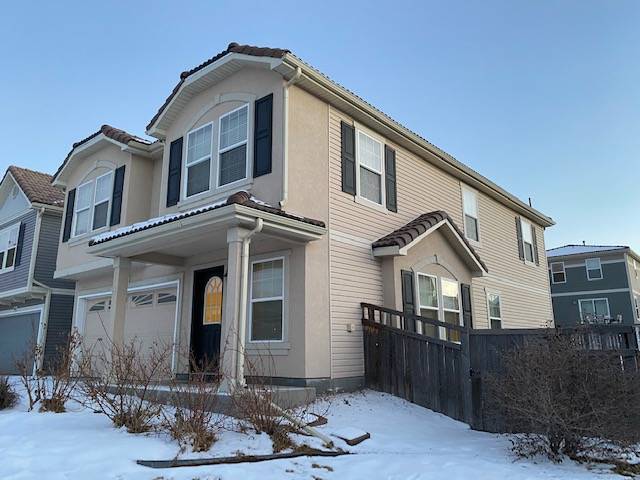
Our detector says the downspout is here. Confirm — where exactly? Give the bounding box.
[280,66,302,208]
[236,218,264,386]
[27,207,45,289]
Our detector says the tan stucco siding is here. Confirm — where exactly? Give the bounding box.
[326,106,553,378]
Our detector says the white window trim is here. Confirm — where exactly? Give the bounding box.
[486,291,502,329]
[354,126,386,211]
[520,218,535,265]
[415,273,461,340]
[216,104,251,189]
[441,277,462,340]
[0,223,20,274]
[416,272,439,318]
[183,121,215,200]
[91,171,114,231]
[461,185,480,246]
[578,297,610,322]
[550,261,567,284]
[71,171,113,239]
[585,257,603,281]
[634,295,640,321]
[248,255,287,344]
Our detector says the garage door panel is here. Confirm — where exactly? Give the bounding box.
[0,312,40,375]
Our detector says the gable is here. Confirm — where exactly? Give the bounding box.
[0,175,30,224]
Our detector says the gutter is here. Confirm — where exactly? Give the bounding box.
[280,67,302,208]
[280,54,554,228]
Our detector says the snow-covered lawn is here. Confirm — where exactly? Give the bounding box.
[0,379,620,480]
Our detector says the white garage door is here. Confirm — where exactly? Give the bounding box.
[83,287,177,358]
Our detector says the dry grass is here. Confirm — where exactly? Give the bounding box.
[0,376,18,410]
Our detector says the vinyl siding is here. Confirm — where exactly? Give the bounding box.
[0,209,36,292]
[552,291,634,327]
[43,294,75,370]
[327,106,553,378]
[35,212,75,290]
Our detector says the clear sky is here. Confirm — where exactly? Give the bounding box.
[1,1,638,251]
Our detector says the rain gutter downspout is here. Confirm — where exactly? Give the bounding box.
[236,218,264,386]
[280,66,302,208]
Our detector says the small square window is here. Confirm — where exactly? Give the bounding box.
[551,262,566,283]
[585,258,602,280]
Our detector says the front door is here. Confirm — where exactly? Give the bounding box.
[190,266,224,371]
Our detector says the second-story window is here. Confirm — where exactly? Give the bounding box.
[185,123,213,197]
[462,187,479,242]
[585,257,603,280]
[520,218,535,263]
[550,261,566,283]
[0,223,19,273]
[218,105,249,187]
[74,172,113,236]
[356,130,384,205]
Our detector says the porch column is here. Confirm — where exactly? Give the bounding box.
[111,256,131,347]
[221,227,249,389]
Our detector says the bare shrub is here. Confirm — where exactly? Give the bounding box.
[0,376,18,410]
[161,354,222,452]
[17,330,83,412]
[231,351,319,452]
[485,332,640,462]
[78,338,172,433]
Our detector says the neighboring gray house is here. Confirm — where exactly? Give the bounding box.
[547,244,640,327]
[0,166,75,374]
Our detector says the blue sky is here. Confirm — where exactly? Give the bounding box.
[1,1,638,251]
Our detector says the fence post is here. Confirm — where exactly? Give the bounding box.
[460,326,473,426]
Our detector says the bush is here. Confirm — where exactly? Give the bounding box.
[17,331,83,412]
[0,376,18,410]
[485,332,640,461]
[162,355,222,452]
[78,339,171,433]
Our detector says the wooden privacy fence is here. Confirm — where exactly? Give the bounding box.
[361,302,640,432]
[361,303,472,424]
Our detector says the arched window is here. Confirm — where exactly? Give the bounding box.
[203,276,223,325]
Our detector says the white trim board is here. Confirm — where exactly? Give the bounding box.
[551,288,630,298]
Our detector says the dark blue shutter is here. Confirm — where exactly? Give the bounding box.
[253,94,273,177]
[532,226,540,265]
[401,269,416,332]
[461,283,473,329]
[341,122,356,195]
[14,223,25,266]
[110,165,126,226]
[515,217,524,260]
[166,137,183,207]
[62,188,75,243]
[384,145,397,212]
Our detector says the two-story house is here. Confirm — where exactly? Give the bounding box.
[547,244,640,327]
[0,166,75,374]
[52,43,555,391]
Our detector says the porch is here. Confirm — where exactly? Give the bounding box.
[81,192,326,388]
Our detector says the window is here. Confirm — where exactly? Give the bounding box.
[356,130,384,205]
[585,258,602,280]
[218,105,249,187]
[0,224,20,273]
[203,276,223,325]
[462,187,479,242]
[73,171,113,237]
[88,299,111,312]
[487,293,502,329]
[250,258,284,342]
[417,274,439,337]
[130,293,153,308]
[520,218,535,263]
[185,123,213,197]
[578,298,610,323]
[635,296,640,321]
[157,292,177,305]
[442,279,461,342]
[550,262,566,284]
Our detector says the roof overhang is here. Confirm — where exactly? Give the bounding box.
[86,203,326,260]
[274,54,554,228]
[373,218,488,276]
[146,53,284,139]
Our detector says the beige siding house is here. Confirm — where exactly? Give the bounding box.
[52,43,554,390]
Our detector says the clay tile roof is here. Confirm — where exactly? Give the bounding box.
[53,124,152,182]
[147,42,290,131]
[372,210,487,272]
[7,165,64,206]
[88,191,325,247]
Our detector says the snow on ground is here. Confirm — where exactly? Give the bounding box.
[0,379,621,480]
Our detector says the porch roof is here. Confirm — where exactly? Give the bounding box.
[372,210,488,274]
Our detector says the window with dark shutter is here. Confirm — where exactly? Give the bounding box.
[166,137,183,207]
[253,94,273,177]
[531,226,540,265]
[384,145,397,212]
[110,165,126,226]
[341,121,356,195]
[515,216,524,260]
[401,269,416,332]
[13,223,25,267]
[62,188,76,243]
